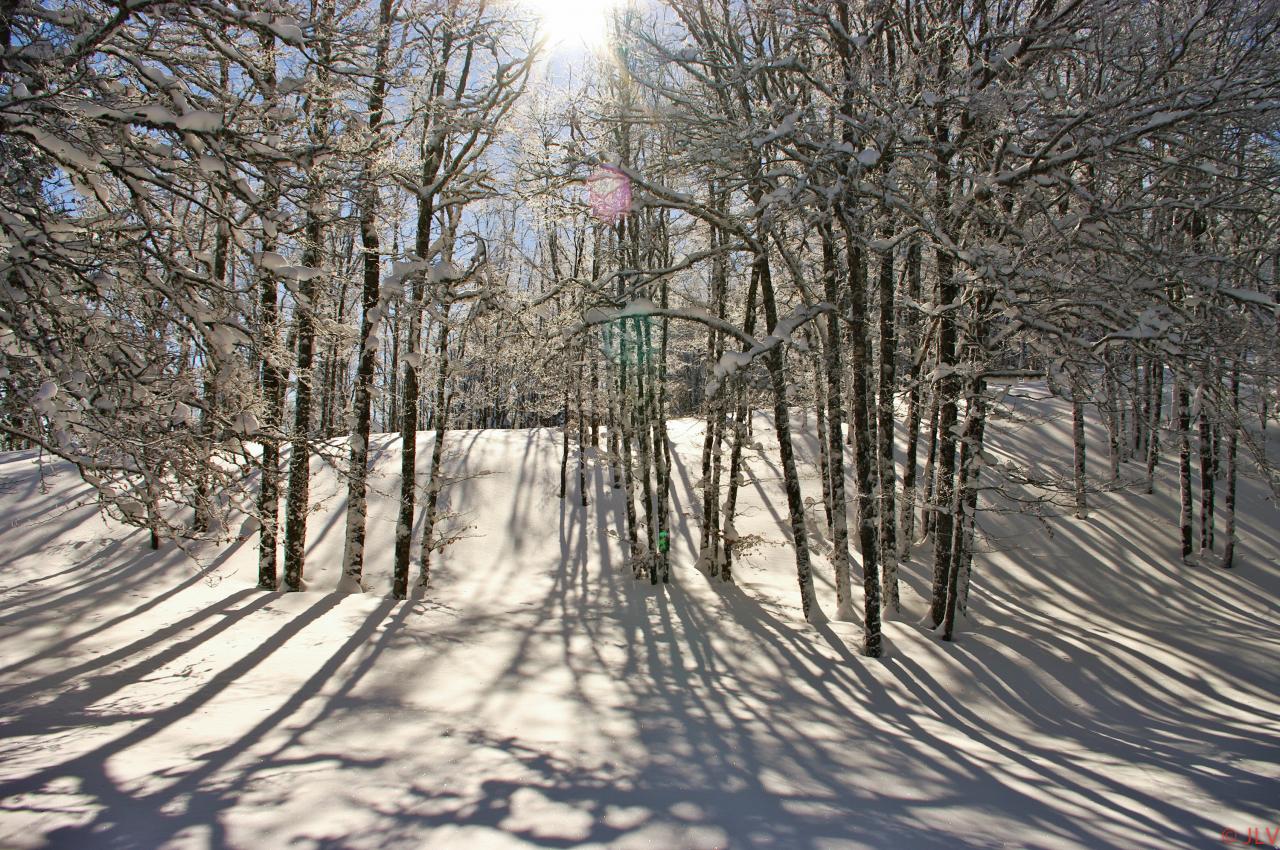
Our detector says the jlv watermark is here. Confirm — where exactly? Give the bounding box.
[1222,825,1280,846]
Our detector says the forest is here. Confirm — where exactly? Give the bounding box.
[1,0,1278,847]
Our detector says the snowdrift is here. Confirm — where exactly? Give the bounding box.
[1,388,1277,849]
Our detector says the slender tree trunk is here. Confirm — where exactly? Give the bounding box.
[282,0,333,592]
[900,376,922,556]
[652,279,673,583]
[1145,359,1164,494]
[576,340,589,508]
[1177,378,1193,560]
[559,356,571,499]
[393,24,461,596]
[944,377,986,641]
[928,248,959,629]
[195,58,230,535]
[339,0,393,593]
[921,383,940,537]
[420,309,451,586]
[720,259,761,584]
[393,178,441,597]
[812,347,834,535]
[1198,388,1214,553]
[618,320,640,569]
[1104,364,1121,482]
[634,317,659,584]
[699,210,725,559]
[590,346,600,449]
[1134,353,1147,455]
[840,213,881,652]
[876,225,899,614]
[1072,388,1088,520]
[1221,363,1239,569]
[608,373,622,489]
[255,33,283,592]
[820,221,855,620]
[757,235,823,623]
[282,211,322,592]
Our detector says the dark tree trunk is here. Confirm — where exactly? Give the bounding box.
[282,0,333,592]
[1072,390,1088,520]
[943,378,986,641]
[901,239,921,558]
[720,259,762,584]
[839,213,881,652]
[813,347,834,535]
[1221,364,1239,569]
[1177,379,1193,560]
[420,310,451,586]
[256,33,283,592]
[1145,359,1164,494]
[1198,390,1214,552]
[876,224,899,614]
[340,0,393,592]
[757,237,823,623]
[820,220,855,620]
[927,248,959,629]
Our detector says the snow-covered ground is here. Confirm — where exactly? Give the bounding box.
[1,389,1277,849]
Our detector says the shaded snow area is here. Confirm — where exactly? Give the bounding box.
[1,389,1278,849]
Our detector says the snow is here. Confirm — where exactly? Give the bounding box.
[246,13,307,46]
[255,252,322,282]
[429,259,461,283]
[0,393,1277,849]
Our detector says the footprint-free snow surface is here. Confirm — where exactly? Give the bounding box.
[1,388,1278,849]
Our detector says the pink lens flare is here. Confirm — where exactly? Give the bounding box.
[588,165,632,223]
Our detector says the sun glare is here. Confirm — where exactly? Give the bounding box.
[526,0,620,52]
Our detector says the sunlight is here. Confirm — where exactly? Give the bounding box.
[525,0,622,52]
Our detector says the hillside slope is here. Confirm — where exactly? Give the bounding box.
[1,387,1277,849]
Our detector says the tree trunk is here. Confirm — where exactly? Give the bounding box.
[1145,358,1164,494]
[282,0,333,592]
[812,347,834,535]
[921,381,940,538]
[820,220,855,620]
[576,341,589,508]
[420,310,451,586]
[256,32,283,592]
[339,0,393,593]
[652,284,673,584]
[1177,378,1193,560]
[1198,388,1214,553]
[720,258,762,584]
[1072,390,1088,520]
[1221,363,1239,569]
[943,377,986,641]
[757,236,823,624]
[839,213,881,653]
[1104,364,1121,482]
[928,247,959,630]
[876,225,899,614]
